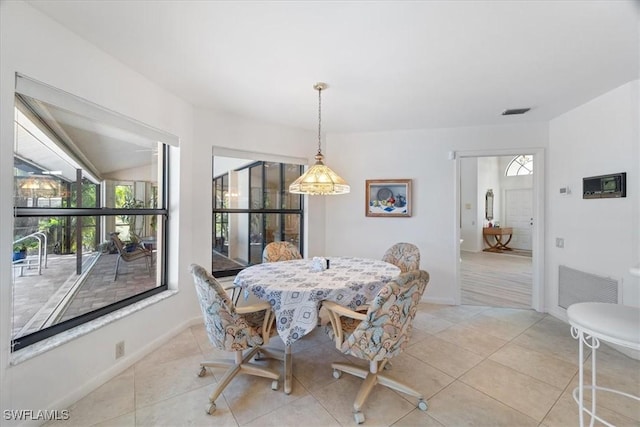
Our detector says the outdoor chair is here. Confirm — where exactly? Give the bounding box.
[262,241,302,263]
[382,242,420,273]
[324,269,430,424]
[109,232,152,281]
[189,264,282,415]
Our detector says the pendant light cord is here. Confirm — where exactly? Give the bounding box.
[317,86,322,155]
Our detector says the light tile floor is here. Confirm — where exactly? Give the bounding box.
[46,304,640,426]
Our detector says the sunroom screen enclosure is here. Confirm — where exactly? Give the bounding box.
[11,75,175,351]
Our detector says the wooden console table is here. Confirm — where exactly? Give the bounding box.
[483,227,513,252]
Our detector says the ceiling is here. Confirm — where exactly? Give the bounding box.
[16,94,159,183]
[26,0,639,134]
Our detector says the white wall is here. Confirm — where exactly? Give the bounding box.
[324,124,548,304]
[0,1,196,423]
[547,80,640,317]
[194,109,321,259]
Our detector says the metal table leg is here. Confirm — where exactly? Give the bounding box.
[284,344,293,394]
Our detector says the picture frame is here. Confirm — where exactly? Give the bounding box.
[365,179,412,217]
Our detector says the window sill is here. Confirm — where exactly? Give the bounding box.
[10,290,178,366]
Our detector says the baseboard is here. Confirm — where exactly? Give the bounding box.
[46,315,201,414]
[422,296,456,306]
[548,306,568,322]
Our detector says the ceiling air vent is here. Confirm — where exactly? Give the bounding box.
[502,108,531,116]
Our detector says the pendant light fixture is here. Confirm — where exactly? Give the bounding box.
[289,82,350,195]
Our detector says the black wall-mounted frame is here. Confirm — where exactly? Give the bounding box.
[583,172,626,199]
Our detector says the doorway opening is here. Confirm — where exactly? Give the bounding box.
[455,149,544,311]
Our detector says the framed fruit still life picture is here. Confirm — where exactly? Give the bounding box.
[365,179,412,217]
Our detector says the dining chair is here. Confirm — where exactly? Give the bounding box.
[382,242,420,273]
[323,269,430,424]
[262,241,302,263]
[189,264,282,415]
[261,241,304,369]
[109,232,152,281]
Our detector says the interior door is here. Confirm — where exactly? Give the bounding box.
[505,188,533,250]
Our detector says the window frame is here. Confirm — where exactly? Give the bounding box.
[11,74,175,352]
[212,160,304,277]
[12,145,169,351]
[505,154,534,176]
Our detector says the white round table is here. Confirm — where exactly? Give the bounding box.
[567,302,640,426]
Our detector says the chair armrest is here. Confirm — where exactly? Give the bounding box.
[222,284,243,305]
[236,301,276,344]
[322,300,367,321]
[323,301,367,350]
[132,245,152,255]
[236,301,272,314]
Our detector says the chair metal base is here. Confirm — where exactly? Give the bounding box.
[198,347,280,414]
[331,360,427,424]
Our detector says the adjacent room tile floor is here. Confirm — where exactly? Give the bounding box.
[45,304,640,426]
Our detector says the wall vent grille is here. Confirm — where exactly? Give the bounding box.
[558,265,618,309]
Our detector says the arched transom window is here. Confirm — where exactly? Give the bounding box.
[505,155,533,176]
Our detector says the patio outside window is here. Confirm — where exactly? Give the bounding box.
[11,75,174,352]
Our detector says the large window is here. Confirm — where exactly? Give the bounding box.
[212,159,303,277]
[11,75,175,351]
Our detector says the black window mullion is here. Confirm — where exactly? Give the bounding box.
[14,207,168,217]
[277,163,282,241]
[211,161,305,273]
[261,162,267,246]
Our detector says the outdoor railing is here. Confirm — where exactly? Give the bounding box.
[12,231,48,276]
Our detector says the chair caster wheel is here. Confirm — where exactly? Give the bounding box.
[198,366,207,377]
[354,411,365,424]
[271,380,279,390]
[418,399,428,411]
[255,351,263,361]
[206,403,216,414]
[332,369,342,379]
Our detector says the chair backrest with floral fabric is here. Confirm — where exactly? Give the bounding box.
[190,264,264,351]
[382,242,420,273]
[341,269,429,362]
[262,241,302,263]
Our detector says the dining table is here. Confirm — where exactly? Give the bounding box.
[233,256,401,394]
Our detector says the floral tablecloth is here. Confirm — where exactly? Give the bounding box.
[233,257,400,345]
